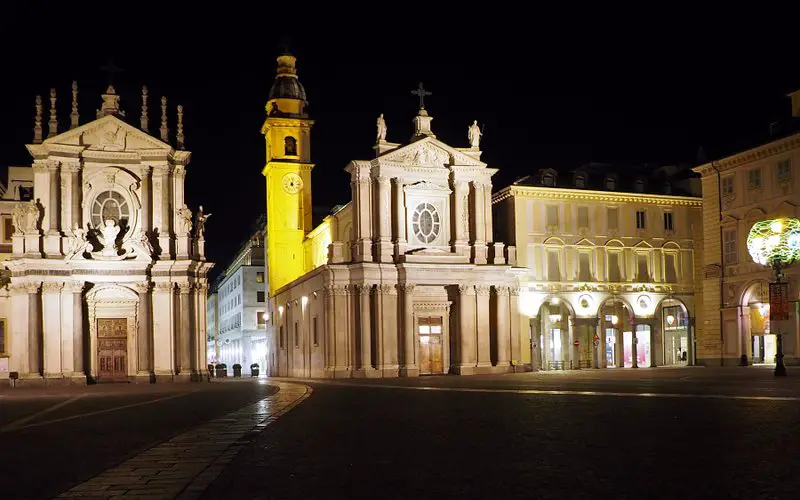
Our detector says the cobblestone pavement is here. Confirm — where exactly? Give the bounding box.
[0,379,307,500]
[203,369,800,500]
[56,381,310,499]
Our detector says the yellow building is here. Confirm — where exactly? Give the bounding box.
[693,90,800,366]
[493,165,703,369]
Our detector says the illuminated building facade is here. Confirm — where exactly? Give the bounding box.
[0,84,213,385]
[493,166,703,369]
[694,90,800,366]
[262,54,519,378]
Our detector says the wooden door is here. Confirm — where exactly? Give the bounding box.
[418,317,444,375]
[97,318,128,382]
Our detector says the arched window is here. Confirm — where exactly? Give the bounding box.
[91,190,130,229]
[284,136,297,156]
[575,175,586,188]
[412,203,441,244]
[605,176,616,190]
[542,173,555,187]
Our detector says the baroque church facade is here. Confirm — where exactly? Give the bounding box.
[1,83,213,385]
[262,54,521,377]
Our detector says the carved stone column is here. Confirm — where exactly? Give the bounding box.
[631,317,639,369]
[152,282,175,378]
[393,177,407,258]
[135,282,152,378]
[475,285,492,372]
[139,165,152,233]
[484,183,494,243]
[174,166,190,259]
[495,286,510,369]
[453,181,469,256]
[68,281,85,377]
[509,286,522,370]
[471,181,487,264]
[324,285,335,373]
[399,284,418,377]
[375,176,393,263]
[152,164,171,258]
[376,284,398,375]
[9,284,30,375]
[353,176,373,262]
[60,162,79,233]
[456,284,476,374]
[355,284,375,375]
[44,161,62,256]
[27,282,42,376]
[177,283,192,377]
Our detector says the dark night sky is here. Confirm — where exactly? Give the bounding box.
[1,5,798,278]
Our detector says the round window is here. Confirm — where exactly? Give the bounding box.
[412,202,441,244]
[91,190,130,228]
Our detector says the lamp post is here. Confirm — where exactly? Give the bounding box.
[747,218,800,376]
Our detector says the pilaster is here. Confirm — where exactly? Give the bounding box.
[494,286,511,370]
[152,281,175,379]
[475,285,492,372]
[44,161,61,257]
[9,284,31,375]
[453,181,470,256]
[176,283,192,380]
[377,284,399,376]
[134,282,153,381]
[27,282,42,378]
[454,284,476,374]
[152,164,171,259]
[509,286,522,370]
[353,283,378,377]
[471,181,487,264]
[353,177,373,262]
[67,281,86,380]
[399,283,419,377]
[375,176,393,263]
[483,182,494,244]
[393,177,407,258]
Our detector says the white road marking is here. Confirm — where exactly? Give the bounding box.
[0,394,87,432]
[299,379,800,402]
[0,390,199,433]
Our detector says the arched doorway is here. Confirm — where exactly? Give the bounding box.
[597,298,639,368]
[741,281,773,365]
[659,298,691,366]
[537,297,573,370]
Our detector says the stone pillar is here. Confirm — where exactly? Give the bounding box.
[650,320,658,368]
[71,163,82,230]
[453,181,469,255]
[484,183,494,243]
[329,285,349,376]
[597,320,606,368]
[152,282,175,379]
[58,283,74,377]
[140,165,152,232]
[567,317,576,369]
[152,165,171,258]
[174,166,190,259]
[475,285,492,372]
[530,316,539,371]
[631,318,639,368]
[399,284,418,377]
[615,327,623,368]
[135,282,152,378]
[353,177,373,262]
[60,162,79,234]
[9,284,30,375]
[178,283,192,377]
[40,283,63,379]
[27,283,42,376]
[44,161,61,256]
[542,316,551,370]
[375,176,393,262]
[509,286,521,370]
[356,284,374,374]
[377,284,399,375]
[456,284,476,374]
[70,281,84,377]
[495,286,511,369]
[324,285,335,373]
[472,181,487,264]
[393,177,407,257]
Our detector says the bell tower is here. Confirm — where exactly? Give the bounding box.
[261,52,315,295]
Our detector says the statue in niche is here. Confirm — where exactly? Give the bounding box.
[376,113,387,143]
[11,200,39,234]
[135,229,154,257]
[177,204,193,235]
[284,136,297,156]
[468,120,482,149]
[100,219,120,256]
[195,205,212,239]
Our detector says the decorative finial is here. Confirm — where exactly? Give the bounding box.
[47,88,58,138]
[70,81,79,129]
[33,95,43,144]
[160,96,168,143]
[176,104,185,150]
[140,86,149,132]
[97,85,124,118]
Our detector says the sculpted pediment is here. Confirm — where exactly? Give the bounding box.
[378,137,486,168]
[404,180,452,193]
[40,115,171,153]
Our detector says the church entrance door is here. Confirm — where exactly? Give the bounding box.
[418,317,444,375]
[97,318,128,382]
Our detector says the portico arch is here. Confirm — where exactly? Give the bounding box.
[85,284,140,382]
[534,296,575,370]
[740,280,773,364]
[655,296,692,366]
[596,296,636,368]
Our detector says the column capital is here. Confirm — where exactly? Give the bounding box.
[355,283,372,294]
[458,284,475,296]
[61,162,82,173]
[65,281,86,293]
[154,281,174,292]
[41,282,63,293]
[45,159,61,171]
[134,281,152,294]
[177,282,191,294]
[397,283,415,295]
[152,163,171,176]
[377,283,396,295]
[509,286,520,296]
[325,284,348,297]
[138,164,153,177]
[495,285,510,296]
[475,285,491,296]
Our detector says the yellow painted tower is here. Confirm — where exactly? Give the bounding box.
[261,53,315,295]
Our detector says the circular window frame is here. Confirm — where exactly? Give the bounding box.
[90,189,132,234]
[412,202,441,244]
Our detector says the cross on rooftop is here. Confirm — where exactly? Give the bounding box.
[99,58,124,84]
[411,82,432,110]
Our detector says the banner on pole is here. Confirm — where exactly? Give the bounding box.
[769,282,790,321]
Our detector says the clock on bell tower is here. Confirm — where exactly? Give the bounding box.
[261,51,315,295]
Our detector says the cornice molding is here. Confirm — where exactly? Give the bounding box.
[493,186,702,207]
[693,133,800,176]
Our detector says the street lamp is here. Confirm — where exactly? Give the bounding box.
[747,217,800,376]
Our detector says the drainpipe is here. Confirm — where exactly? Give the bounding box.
[711,161,725,366]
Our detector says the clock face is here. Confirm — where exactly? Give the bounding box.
[282,173,303,194]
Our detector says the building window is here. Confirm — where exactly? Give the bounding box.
[257,311,266,328]
[256,272,265,283]
[547,251,561,281]
[578,252,592,282]
[608,252,621,282]
[91,189,130,228]
[605,177,616,190]
[312,317,318,346]
[748,168,762,190]
[777,159,792,182]
[257,291,265,303]
[0,319,6,355]
[284,136,298,156]
[607,208,618,231]
[577,206,589,230]
[664,212,674,231]
[546,205,558,228]
[722,176,734,196]
[2,216,12,243]
[279,325,285,349]
[412,202,441,244]
[634,179,645,193]
[542,173,555,186]
[664,254,678,283]
[723,229,737,264]
[636,254,649,282]
[575,175,586,188]
[636,210,646,230]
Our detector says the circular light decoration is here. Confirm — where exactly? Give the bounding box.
[637,295,651,310]
[578,294,592,310]
[747,218,800,267]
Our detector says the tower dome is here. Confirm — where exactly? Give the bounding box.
[268,54,307,101]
